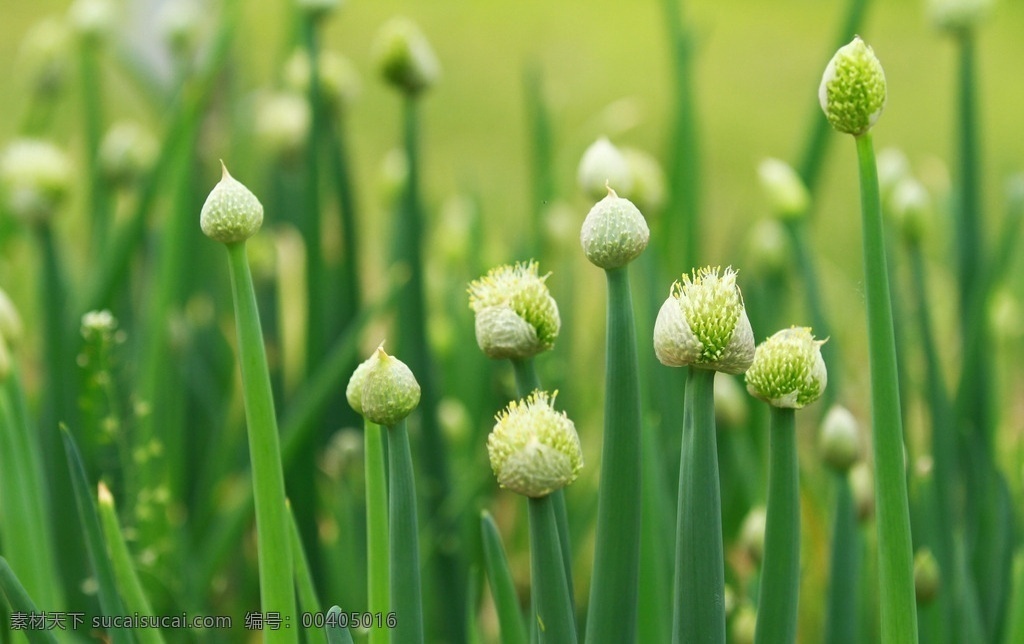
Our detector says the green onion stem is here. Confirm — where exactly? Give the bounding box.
[78,38,112,254]
[1003,553,1024,644]
[225,241,296,644]
[301,13,326,368]
[365,419,391,644]
[853,132,917,643]
[585,266,643,644]
[529,495,577,644]
[524,65,555,257]
[824,473,860,644]
[481,511,529,644]
[672,367,724,644]
[395,95,463,638]
[388,418,424,644]
[0,557,59,644]
[754,406,800,644]
[287,500,324,644]
[326,112,361,331]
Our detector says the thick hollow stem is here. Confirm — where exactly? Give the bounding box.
[481,511,529,644]
[672,367,725,644]
[365,420,391,644]
[226,242,296,644]
[854,133,918,643]
[755,407,800,644]
[388,419,424,644]
[585,266,643,644]
[824,473,860,644]
[529,495,577,644]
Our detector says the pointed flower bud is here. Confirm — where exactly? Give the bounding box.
[346,345,421,427]
[577,137,633,201]
[819,404,861,472]
[468,261,560,360]
[0,139,72,225]
[653,266,755,374]
[819,36,886,136]
[487,391,583,498]
[745,327,827,408]
[372,17,440,96]
[200,162,264,244]
[580,187,650,269]
[758,158,810,219]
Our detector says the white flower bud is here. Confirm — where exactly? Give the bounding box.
[284,49,361,110]
[0,139,72,225]
[580,188,650,269]
[758,158,809,219]
[889,178,932,244]
[200,162,264,244]
[487,391,583,498]
[622,147,666,214]
[653,266,755,374]
[740,506,767,563]
[158,0,201,57]
[255,92,311,160]
[745,327,828,409]
[578,137,633,201]
[819,36,887,136]
[19,17,71,98]
[818,405,861,472]
[346,345,421,427]
[372,17,440,96]
[68,0,115,42]
[99,121,158,187]
[468,261,560,360]
[928,0,993,32]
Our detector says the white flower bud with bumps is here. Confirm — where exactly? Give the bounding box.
[580,187,650,269]
[468,261,560,360]
[578,137,633,201]
[819,36,887,136]
[346,345,421,427]
[745,327,827,409]
[654,266,755,374]
[487,391,583,498]
[200,162,264,244]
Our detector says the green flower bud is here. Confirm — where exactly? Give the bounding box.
[99,121,158,187]
[255,92,311,160]
[468,261,560,360]
[758,158,810,219]
[850,461,875,522]
[200,162,264,244]
[928,0,993,32]
[157,0,201,57]
[578,137,633,201]
[819,404,861,472]
[740,506,767,563]
[654,266,755,374]
[0,139,72,225]
[346,345,421,427]
[68,0,115,43]
[284,49,361,111]
[819,36,887,136]
[745,327,827,409]
[914,548,941,604]
[372,17,440,96]
[890,178,932,245]
[580,187,650,269]
[622,147,666,214]
[714,372,749,429]
[487,391,583,498]
[745,218,792,278]
[0,288,23,348]
[378,148,408,206]
[19,17,71,98]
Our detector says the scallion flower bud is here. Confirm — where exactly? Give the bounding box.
[653,266,755,374]
[486,391,583,498]
[819,404,862,472]
[200,162,264,244]
[99,121,158,188]
[819,36,887,136]
[468,261,560,360]
[577,137,633,201]
[758,158,810,219]
[346,345,421,427]
[745,327,827,409]
[372,17,440,96]
[928,0,993,32]
[580,187,650,269]
[0,139,72,225]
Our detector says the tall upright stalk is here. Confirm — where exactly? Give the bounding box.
[364,419,391,644]
[388,418,424,644]
[77,36,112,254]
[824,474,860,644]
[529,495,577,644]
[854,133,918,643]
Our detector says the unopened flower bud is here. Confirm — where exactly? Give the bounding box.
[372,17,440,96]
[850,461,875,522]
[928,0,993,32]
[468,261,560,360]
[819,36,887,136]
[622,147,666,214]
[577,137,633,201]
[0,139,72,225]
[819,405,861,472]
[758,158,809,219]
[158,0,201,57]
[200,162,264,244]
[745,327,827,409]
[346,346,420,427]
[255,92,310,160]
[580,187,650,269]
[487,391,583,498]
[284,49,361,110]
[68,0,115,43]
[654,266,755,374]
[99,121,158,187]
[19,17,71,98]
[890,178,932,245]
[740,506,767,563]
[914,548,941,604]
[876,147,911,198]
